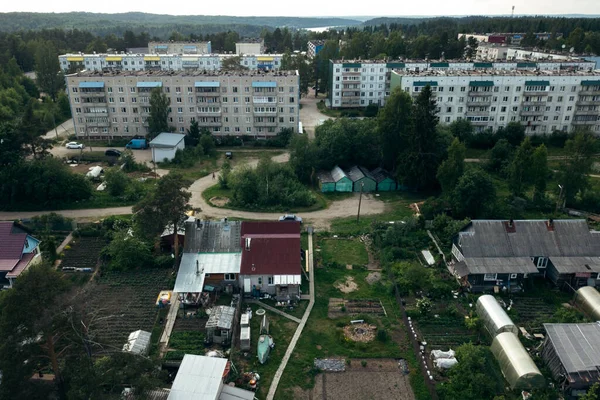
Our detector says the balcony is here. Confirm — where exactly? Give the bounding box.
[573,119,599,125]
[253,110,277,116]
[254,121,278,127]
[196,91,220,96]
[83,120,110,127]
[80,91,106,97]
[470,120,490,126]
[465,111,489,117]
[574,108,599,116]
[466,100,492,106]
[83,112,109,117]
[341,87,360,92]
[468,91,493,97]
[577,100,600,106]
[523,90,549,96]
[579,90,600,96]
[342,71,361,76]
[520,110,545,116]
[253,97,277,104]
[522,101,546,107]
[197,121,222,127]
[341,94,361,99]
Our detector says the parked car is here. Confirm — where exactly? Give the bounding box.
[66,142,84,149]
[279,214,302,223]
[125,138,148,149]
[225,151,233,159]
[105,149,122,157]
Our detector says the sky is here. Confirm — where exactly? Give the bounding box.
[1,0,600,17]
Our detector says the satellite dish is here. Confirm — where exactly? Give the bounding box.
[562,44,566,49]
[570,47,575,53]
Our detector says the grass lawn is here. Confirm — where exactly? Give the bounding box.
[274,265,409,400]
[158,157,218,181]
[320,238,369,267]
[202,183,328,213]
[230,303,298,399]
[330,191,427,235]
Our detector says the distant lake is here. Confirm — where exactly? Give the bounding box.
[305,26,339,32]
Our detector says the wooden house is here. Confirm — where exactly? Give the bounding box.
[370,167,398,191]
[345,166,377,192]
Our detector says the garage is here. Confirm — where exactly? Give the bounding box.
[149,132,186,163]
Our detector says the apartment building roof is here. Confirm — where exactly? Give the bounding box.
[67,69,298,78]
[393,69,600,78]
[330,58,594,65]
[60,52,283,58]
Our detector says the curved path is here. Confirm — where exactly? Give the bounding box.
[189,152,386,230]
[0,152,387,229]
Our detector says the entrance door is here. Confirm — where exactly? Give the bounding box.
[244,278,251,293]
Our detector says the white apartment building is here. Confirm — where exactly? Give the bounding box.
[148,41,212,54]
[236,39,265,56]
[390,69,600,135]
[66,70,300,140]
[476,45,509,61]
[307,40,325,59]
[59,53,284,73]
[328,59,596,109]
[476,44,578,62]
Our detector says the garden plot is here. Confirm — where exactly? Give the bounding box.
[59,237,106,270]
[328,298,387,319]
[79,269,172,352]
[414,316,479,350]
[295,358,415,400]
[509,295,564,331]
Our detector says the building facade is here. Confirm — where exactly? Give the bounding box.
[66,70,300,140]
[59,53,284,73]
[307,40,325,58]
[236,39,265,55]
[148,41,212,54]
[476,44,579,62]
[390,69,600,134]
[327,59,596,112]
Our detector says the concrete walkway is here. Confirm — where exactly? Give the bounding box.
[245,299,301,324]
[159,294,180,358]
[266,226,316,400]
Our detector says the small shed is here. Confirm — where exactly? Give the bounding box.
[345,166,377,192]
[122,330,152,356]
[574,286,600,321]
[317,171,336,193]
[476,295,518,338]
[205,305,236,346]
[370,167,398,191]
[491,332,545,390]
[149,132,186,163]
[331,165,353,192]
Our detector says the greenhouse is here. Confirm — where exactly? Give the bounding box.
[574,286,600,321]
[476,295,518,338]
[491,332,545,390]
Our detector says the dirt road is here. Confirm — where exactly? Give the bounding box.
[0,152,387,230]
[300,88,332,140]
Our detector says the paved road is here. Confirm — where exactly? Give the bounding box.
[1,152,387,229]
[43,119,74,140]
[50,146,154,165]
[300,88,332,140]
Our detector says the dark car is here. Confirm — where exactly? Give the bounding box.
[105,149,122,157]
[225,151,233,159]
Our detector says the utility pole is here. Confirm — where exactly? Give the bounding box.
[556,184,564,213]
[356,182,364,223]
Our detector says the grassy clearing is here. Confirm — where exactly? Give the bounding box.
[274,264,407,399]
[159,157,218,181]
[202,183,328,213]
[330,191,427,235]
[230,303,298,399]
[320,238,369,267]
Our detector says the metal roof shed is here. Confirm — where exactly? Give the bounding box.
[476,295,518,338]
[330,166,353,192]
[122,330,152,355]
[205,306,236,346]
[345,166,377,192]
[574,286,600,321]
[149,133,186,163]
[491,332,545,390]
[317,171,336,193]
[168,355,226,400]
[370,167,398,191]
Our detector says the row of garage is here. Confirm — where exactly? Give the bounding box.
[317,165,401,193]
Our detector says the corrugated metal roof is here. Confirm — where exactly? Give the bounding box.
[463,257,538,274]
[240,237,300,276]
[173,253,206,293]
[370,167,395,183]
[184,220,242,253]
[544,323,600,374]
[317,171,335,183]
[550,256,600,273]
[219,385,255,400]
[150,133,186,148]
[241,221,300,236]
[0,222,27,261]
[6,253,36,278]
[459,220,600,258]
[123,330,151,355]
[168,355,227,400]
[330,166,348,183]
[491,332,545,389]
[345,166,365,182]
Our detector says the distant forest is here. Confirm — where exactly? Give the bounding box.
[0,12,362,36]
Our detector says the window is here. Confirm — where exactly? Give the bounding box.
[484,273,498,281]
[258,277,263,285]
[118,87,124,93]
[501,106,507,112]
[548,96,553,102]
[558,96,563,102]
[516,86,521,92]
[446,107,452,112]
[225,273,236,281]
[502,97,508,102]
[556,106,561,112]
[268,277,274,285]
[130,87,136,93]
[569,96,575,102]
[177,107,183,113]
[176,97,182,103]
[510,273,518,279]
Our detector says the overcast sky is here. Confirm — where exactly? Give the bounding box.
[1,0,599,17]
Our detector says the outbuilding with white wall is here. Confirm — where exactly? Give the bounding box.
[149,132,186,163]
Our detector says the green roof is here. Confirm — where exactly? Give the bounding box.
[386,62,406,69]
[430,62,449,68]
[342,63,361,68]
[473,62,493,68]
[469,81,495,87]
[517,62,537,68]
[581,80,600,86]
[413,81,438,87]
[524,80,550,87]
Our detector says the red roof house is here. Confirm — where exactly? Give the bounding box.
[0,221,42,289]
[239,221,302,300]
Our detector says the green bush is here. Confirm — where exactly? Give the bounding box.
[376,329,389,342]
[361,360,367,367]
